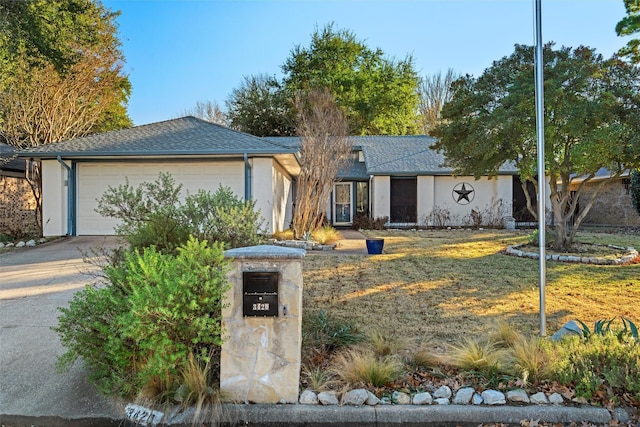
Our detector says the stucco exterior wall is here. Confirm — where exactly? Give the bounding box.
[372,176,390,220]
[41,159,68,237]
[429,176,512,227]
[251,158,293,234]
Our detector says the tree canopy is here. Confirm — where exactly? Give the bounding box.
[0,0,131,147]
[225,74,295,137]
[282,24,421,135]
[616,0,640,63]
[224,24,421,136]
[433,44,640,250]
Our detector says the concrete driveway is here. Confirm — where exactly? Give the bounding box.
[0,236,125,425]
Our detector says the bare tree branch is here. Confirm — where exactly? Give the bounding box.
[419,69,458,135]
[292,88,351,237]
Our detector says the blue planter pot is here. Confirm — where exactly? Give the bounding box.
[366,238,384,255]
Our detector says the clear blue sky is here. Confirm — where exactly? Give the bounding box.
[101,0,628,126]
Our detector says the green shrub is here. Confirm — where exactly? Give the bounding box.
[550,333,640,402]
[183,188,266,249]
[55,278,135,396]
[55,237,231,399]
[96,172,265,253]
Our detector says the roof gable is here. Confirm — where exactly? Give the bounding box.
[19,117,295,158]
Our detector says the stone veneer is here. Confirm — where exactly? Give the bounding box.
[221,245,305,404]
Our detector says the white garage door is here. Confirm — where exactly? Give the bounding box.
[77,161,244,235]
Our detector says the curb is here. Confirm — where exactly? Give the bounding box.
[5,404,631,427]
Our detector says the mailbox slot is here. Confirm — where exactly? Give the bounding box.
[243,271,278,317]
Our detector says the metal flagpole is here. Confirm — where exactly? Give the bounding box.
[534,0,547,336]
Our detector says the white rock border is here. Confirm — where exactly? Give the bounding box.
[505,243,638,265]
[299,387,569,407]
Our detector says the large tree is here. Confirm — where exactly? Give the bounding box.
[433,44,640,250]
[225,74,295,136]
[617,0,640,63]
[282,24,421,136]
[0,0,131,231]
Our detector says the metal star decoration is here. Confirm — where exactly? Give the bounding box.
[453,182,475,205]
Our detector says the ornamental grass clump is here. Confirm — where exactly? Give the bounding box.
[446,338,511,381]
[332,348,404,388]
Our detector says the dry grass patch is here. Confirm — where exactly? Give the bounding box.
[303,229,640,344]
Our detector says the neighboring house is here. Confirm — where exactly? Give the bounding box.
[0,142,39,236]
[18,117,300,237]
[268,136,519,228]
[570,168,640,227]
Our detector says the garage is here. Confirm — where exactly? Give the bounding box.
[76,161,244,235]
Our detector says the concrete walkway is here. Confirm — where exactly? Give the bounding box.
[0,237,634,426]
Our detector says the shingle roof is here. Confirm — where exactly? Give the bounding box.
[267,135,518,176]
[0,142,25,174]
[18,116,296,158]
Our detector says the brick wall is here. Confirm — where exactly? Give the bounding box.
[579,178,640,226]
[0,176,39,236]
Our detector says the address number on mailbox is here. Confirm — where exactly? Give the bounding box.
[243,271,278,317]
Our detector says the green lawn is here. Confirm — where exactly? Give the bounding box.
[302,229,640,346]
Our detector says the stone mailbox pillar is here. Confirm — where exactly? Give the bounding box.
[221,245,305,404]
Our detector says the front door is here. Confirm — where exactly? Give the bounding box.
[333,182,352,225]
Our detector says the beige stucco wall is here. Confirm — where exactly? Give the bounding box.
[372,176,390,220]
[41,159,68,236]
[429,176,512,226]
[372,174,513,227]
[251,158,293,234]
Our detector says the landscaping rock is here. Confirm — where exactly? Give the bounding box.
[317,391,338,406]
[412,392,433,405]
[529,392,549,404]
[299,389,318,405]
[548,392,564,404]
[4,242,14,247]
[342,389,368,406]
[26,239,36,247]
[472,393,484,405]
[38,238,47,244]
[481,390,506,405]
[16,241,25,248]
[453,387,475,404]
[365,391,380,406]
[551,320,583,341]
[379,397,392,405]
[391,391,411,405]
[433,385,452,399]
[506,389,530,403]
[0,243,4,248]
[434,397,450,405]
